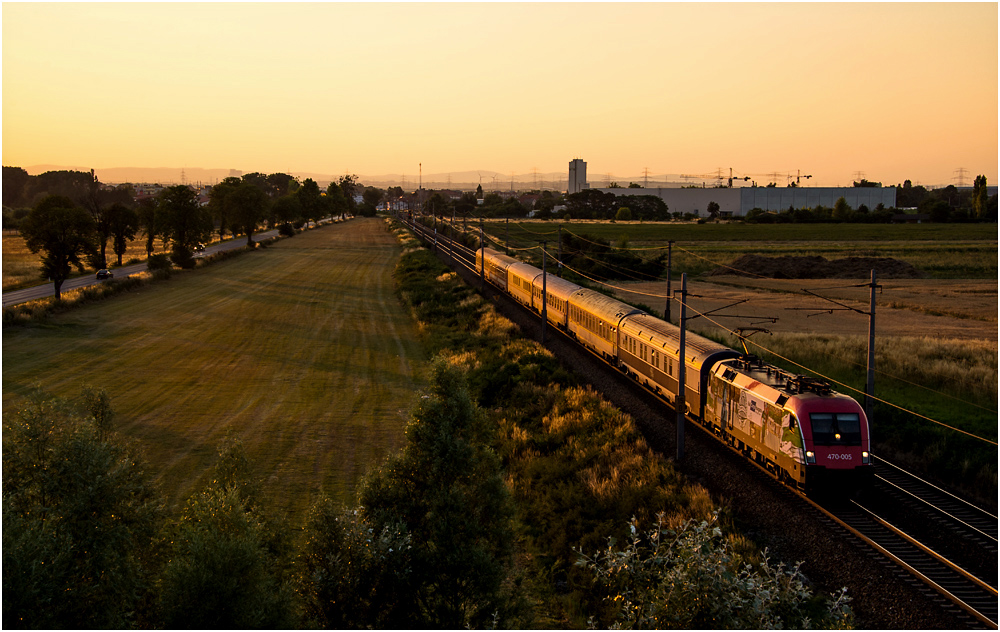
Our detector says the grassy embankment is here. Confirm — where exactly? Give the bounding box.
[2,218,427,520]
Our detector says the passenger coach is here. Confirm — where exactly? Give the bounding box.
[618,313,740,416]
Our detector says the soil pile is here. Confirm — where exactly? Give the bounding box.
[710,255,923,279]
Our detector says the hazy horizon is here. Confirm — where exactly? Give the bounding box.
[4,3,997,189]
[12,162,980,192]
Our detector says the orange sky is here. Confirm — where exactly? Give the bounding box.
[3,2,997,188]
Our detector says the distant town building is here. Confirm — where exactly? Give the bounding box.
[568,159,589,194]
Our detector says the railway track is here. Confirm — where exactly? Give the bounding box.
[402,215,999,628]
[814,455,998,628]
[815,493,997,628]
[873,456,998,552]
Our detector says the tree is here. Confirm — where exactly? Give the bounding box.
[158,437,295,629]
[79,172,134,270]
[615,206,632,221]
[3,388,161,629]
[322,182,346,220]
[707,201,721,219]
[272,193,304,230]
[135,197,160,257]
[361,187,384,217]
[482,191,503,207]
[475,183,484,199]
[266,172,297,199]
[455,191,478,220]
[338,174,360,215]
[227,181,268,246]
[358,361,514,628]
[209,176,242,239]
[297,178,326,223]
[832,196,853,221]
[159,185,213,268]
[104,203,140,267]
[20,195,97,299]
[972,175,988,219]
[423,191,452,216]
[298,498,413,628]
[25,170,93,207]
[3,165,31,208]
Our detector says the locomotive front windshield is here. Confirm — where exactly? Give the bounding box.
[809,413,862,446]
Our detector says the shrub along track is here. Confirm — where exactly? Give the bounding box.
[420,234,966,629]
[2,218,427,520]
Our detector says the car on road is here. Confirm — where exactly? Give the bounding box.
[194,243,206,253]
[96,269,114,280]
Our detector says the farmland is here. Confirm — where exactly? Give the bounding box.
[2,218,427,520]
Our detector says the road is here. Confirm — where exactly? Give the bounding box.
[2,229,279,307]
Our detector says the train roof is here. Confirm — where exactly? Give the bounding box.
[570,288,644,323]
[714,356,862,412]
[481,248,521,268]
[533,274,583,298]
[622,313,740,365]
[507,261,543,281]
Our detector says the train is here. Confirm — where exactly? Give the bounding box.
[476,246,873,493]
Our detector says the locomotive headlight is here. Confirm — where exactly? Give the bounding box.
[835,433,842,440]
[805,451,816,464]
[862,451,870,464]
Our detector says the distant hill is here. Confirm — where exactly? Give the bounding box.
[21,165,571,192]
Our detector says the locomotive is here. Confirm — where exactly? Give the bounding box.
[476,246,872,492]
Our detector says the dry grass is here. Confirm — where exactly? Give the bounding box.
[3,219,427,522]
[737,332,998,401]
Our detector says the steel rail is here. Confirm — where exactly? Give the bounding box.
[850,499,997,595]
[875,454,998,520]
[875,474,998,544]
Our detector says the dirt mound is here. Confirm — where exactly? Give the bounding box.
[710,255,923,279]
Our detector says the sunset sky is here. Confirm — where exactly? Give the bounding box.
[3,2,997,188]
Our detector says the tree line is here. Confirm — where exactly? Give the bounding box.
[3,167,374,299]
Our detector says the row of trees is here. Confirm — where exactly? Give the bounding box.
[9,168,368,298]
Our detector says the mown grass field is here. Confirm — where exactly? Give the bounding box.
[2,218,427,520]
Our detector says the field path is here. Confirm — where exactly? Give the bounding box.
[3,218,427,519]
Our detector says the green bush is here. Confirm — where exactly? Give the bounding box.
[146,253,172,271]
[578,513,853,629]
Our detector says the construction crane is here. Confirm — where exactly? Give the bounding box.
[787,170,813,186]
